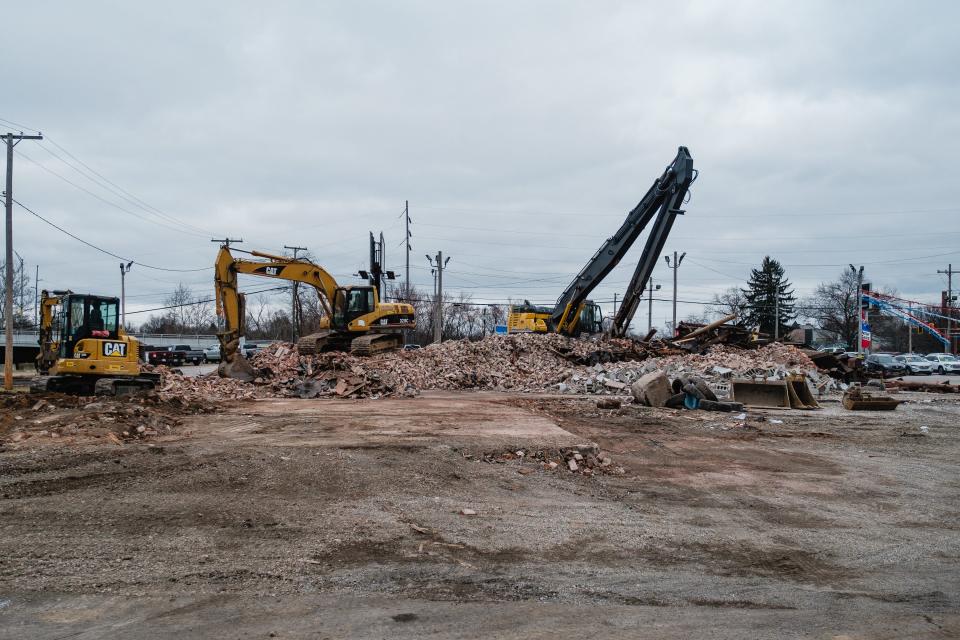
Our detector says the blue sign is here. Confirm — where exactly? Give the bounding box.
[494,325,508,335]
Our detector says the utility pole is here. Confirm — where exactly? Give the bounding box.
[119,261,133,328]
[284,245,307,343]
[850,264,864,356]
[774,294,780,341]
[613,293,618,317]
[426,251,450,344]
[648,279,661,333]
[938,264,954,354]
[4,130,43,390]
[211,238,243,248]
[16,252,24,322]
[664,251,685,336]
[404,201,411,301]
[34,264,39,330]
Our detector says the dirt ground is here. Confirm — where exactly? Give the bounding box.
[1,389,958,639]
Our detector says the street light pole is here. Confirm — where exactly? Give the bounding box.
[120,262,133,328]
[647,279,661,333]
[664,251,685,336]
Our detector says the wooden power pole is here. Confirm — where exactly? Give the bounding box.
[4,131,43,390]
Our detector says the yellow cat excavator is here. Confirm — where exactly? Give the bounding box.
[214,245,415,380]
[32,289,159,395]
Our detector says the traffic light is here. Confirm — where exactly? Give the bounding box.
[861,283,871,310]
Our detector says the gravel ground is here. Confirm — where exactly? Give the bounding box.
[0,390,958,638]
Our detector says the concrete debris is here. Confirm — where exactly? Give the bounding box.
[0,391,213,447]
[486,445,622,476]
[631,371,672,407]
[154,333,829,403]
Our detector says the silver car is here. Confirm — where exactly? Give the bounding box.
[925,353,960,374]
[203,344,222,362]
[894,354,933,375]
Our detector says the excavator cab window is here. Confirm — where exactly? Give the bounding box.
[580,303,603,335]
[58,295,120,358]
[332,287,374,330]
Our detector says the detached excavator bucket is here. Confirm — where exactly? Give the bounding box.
[217,336,257,382]
[731,379,790,408]
[786,374,820,409]
[731,374,821,409]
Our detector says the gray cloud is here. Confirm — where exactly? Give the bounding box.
[4,1,958,329]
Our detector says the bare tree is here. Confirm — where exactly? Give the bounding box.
[0,259,34,329]
[711,287,749,322]
[802,267,859,350]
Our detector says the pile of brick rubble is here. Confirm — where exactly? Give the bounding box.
[156,334,821,401]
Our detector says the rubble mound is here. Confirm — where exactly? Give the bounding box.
[157,333,821,401]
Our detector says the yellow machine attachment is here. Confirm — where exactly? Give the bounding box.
[214,246,416,380]
[32,290,158,395]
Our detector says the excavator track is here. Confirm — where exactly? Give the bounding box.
[296,331,334,355]
[94,376,159,397]
[349,333,403,356]
[29,374,158,396]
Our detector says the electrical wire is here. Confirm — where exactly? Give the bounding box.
[14,199,210,272]
[37,138,217,237]
[14,149,210,239]
[124,286,288,315]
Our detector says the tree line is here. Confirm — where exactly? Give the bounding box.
[701,256,947,352]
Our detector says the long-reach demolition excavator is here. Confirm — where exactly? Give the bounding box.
[507,146,694,337]
[31,290,159,395]
[214,245,415,380]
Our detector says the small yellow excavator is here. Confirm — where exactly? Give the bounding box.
[214,245,415,380]
[32,290,159,395]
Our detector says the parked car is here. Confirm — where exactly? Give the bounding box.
[403,344,421,351]
[203,344,222,362]
[242,343,263,358]
[893,354,933,375]
[173,344,205,366]
[144,345,186,367]
[864,353,908,378]
[925,353,960,374]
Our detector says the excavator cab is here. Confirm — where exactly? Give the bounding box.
[331,286,377,331]
[54,294,121,359]
[577,302,604,336]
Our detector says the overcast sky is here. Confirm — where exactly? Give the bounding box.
[4,1,959,332]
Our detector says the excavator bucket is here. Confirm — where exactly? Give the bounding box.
[217,336,257,382]
[730,379,790,408]
[731,374,821,409]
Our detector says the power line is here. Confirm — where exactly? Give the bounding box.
[37,138,216,237]
[125,285,288,316]
[14,149,210,238]
[415,203,960,220]
[13,199,210,272]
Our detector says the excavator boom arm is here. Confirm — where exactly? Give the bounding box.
[611,150,694,336]
[549,146,694,334]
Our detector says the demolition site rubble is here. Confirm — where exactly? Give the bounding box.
[155,332,825,402]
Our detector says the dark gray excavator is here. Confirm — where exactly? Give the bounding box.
[545,146,695,336]
[608,147,696,336]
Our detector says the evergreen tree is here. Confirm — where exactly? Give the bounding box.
[741,256,795,336]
